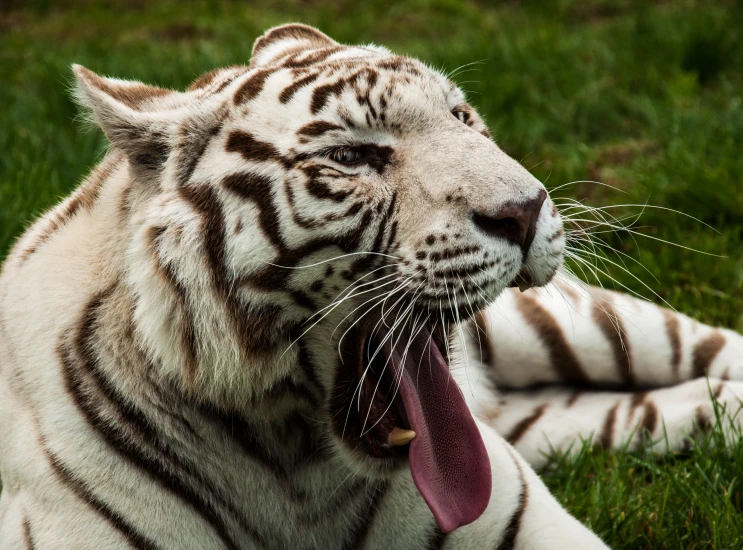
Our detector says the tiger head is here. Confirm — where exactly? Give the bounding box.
[74,24,564,531]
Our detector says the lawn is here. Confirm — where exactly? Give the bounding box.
[1,0,742,547]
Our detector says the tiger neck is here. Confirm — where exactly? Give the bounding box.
[88,280,330,466]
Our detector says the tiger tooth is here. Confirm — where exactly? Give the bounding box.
[389,427,416,446]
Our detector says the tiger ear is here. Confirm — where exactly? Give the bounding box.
[251,24,337,67]
[73,65,186,172]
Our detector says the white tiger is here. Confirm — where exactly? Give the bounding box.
[1,24,742,549]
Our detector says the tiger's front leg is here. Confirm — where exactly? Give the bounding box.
[481,380,743,470]
[467,279,743,390]
[399,420,609,549]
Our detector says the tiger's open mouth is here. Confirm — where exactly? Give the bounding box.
[333,316,492,533]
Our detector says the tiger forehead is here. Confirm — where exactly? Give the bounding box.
[223,48,459,116]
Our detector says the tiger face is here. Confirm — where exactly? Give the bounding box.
[74,24,564,530]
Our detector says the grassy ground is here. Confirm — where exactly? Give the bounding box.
[1,0,742,547]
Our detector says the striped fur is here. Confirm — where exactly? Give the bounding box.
[2,23,740,549]
[458,283,743,470]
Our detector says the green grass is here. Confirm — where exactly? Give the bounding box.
[1,0,742,547]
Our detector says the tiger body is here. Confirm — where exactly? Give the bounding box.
[1,24,742,550]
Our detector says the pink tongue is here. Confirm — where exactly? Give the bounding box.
[380,328,491,533]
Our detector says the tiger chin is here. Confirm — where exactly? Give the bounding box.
[13,22,743,550]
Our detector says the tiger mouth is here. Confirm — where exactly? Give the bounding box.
[332,314,492,533]
[340,322,449,460]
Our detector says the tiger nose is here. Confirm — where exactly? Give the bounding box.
[472,189,547,256]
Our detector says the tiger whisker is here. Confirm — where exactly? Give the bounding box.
[358,290,421,434]
[360,308,428,437]
[279,272,402,362]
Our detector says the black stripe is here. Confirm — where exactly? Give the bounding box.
[17,153,121,264]
[226,130,287,165]
[592,295,634,386]
[343,481,389,549]
[176,111,226,187]
[692,331,726,377]
[223,170,377,292]
[197,406,326,485]
[147,226,199,386]
[346,191,397,277]
[296,120,344,137]
[506,404,547,445]
[279,71,320,103]
[599,403,619,448]
[428,524,449,549]
[295,336,327,403]
[297,479,366,525]
[180,183,282,356]
[60,290,262,550]
[516,294,589,383]
[22,514,36,550]
[43,444,160,550]
[495,457,528,550]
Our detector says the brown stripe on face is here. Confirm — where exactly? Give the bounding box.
[279,71,320,103]
[641,401,658,435]
[233,68,273,104]
[176,108,227,187]
[22,514,36,550]
[506,404,547,445]
[343,481,389,549]
[188,68,223,90]
[547,227,564,243]
[188,65,246,91]
[17,152,123,264]
[284,173,363,229]
[305,172,353,202]
[516,294,590,383]
[146,226,199,387]
[592,294,634,386]
[663,310,682,377]
[226,130,286,165]
[296,120,344,138]
[375,57,422,76]
[599,403,619,448]
[282,46,344,70]
[223,172,286,254]
[311,78,347,114]
[496,451,528,550]
[566,392,581,407]
[179,183,282,357]
[225,165,377,302]
[692,331,726,378]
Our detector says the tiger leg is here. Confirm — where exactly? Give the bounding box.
[482,379,743,469]
[466,280,743,389]
[436,420,609,548]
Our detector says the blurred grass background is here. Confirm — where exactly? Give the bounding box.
[1,0,742,547]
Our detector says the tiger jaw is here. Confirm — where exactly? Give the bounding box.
[331,312,492,532]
